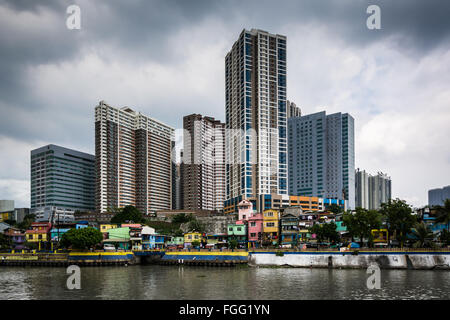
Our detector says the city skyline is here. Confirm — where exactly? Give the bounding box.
[1,1,450,208]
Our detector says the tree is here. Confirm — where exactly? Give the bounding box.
[434,199,450,232]
[379,199,416,248]
[188,219,205,233]
[439,229,450,246]
[172,213,194,224]
[410,221,434,248]
[328,204,343,215]
[342,208,381,247]
[309,223,340,244]
[0,233,11,250]
[191,240,201,248]
[17,214,36,230]
[60,227,104,250]
[228,239,238,249]
[110,206,145,224]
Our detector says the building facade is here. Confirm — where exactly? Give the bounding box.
[181,114,225,211]
[428,185,450,207]
[225,29,288,212]
[355,168,370,209]
[30,144,95,212]
[95,101,174,214]
[0,200,14,222]
[287,100,301,118]
[356,169,391,210]
[288,111,355,209]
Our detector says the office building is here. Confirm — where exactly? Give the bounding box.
[95,101,174,214]
[34,206,75,224]
[224,29,288,212]
[30,144,95,212]
[355,169,392,210]
[181,114,225,211]
[288,111,355,209]
[429,185,450,207]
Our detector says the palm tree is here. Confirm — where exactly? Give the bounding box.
[410,221,434,248]
[434,199,450,232]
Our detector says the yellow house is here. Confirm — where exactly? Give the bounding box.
[263,209,280,244]
[0,212,11,222]
[100,224,118,233]
[184,232,203,244]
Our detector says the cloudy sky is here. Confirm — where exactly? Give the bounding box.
[1,0,449,208]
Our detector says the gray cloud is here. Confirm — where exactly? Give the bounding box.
[0,0,449,207]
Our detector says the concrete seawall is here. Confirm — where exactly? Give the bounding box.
[248,251,450,270]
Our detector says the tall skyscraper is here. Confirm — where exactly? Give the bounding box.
[355,169,391,210]
[369,172,392,210]
[181,114,225,211]
[224,29,288,212]
[288,111,355,209]
[429,185,450,207]
[95,101,174,214]
[355,168,369,209]
[30,144,95,212]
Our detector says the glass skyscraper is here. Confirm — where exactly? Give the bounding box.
[30,144,95,212]
[288,111,355,209]
[224,29,288,213]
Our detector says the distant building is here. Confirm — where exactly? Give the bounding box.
[355,169,370,209]
[429,185,450,207]
[369,172,392,210]
[0,200,14,222]
[30,144,95,212]
[181,114,225,211]
[34,206,75,224]
[95,100,174,214]
[13,208,29,223]
[288,111,355,209]
[287,100,301,118]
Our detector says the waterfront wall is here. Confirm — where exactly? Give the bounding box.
[248,251,450,270]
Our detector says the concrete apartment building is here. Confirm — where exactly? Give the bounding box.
[95,100,174,214]
[355,169,392,210]
[224,28,288,213]
[429,185,450,207]
[287,100,301,118]
[181,114,225,211]
[288,111,355,209]
[30,144,95,212]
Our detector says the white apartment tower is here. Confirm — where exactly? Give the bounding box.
[95,101,174,214]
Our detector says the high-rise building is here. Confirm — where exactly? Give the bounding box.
[224,29,288,212]
[355,168,370,209]
[287,100,301,118]
[355,169,391,210]
[428,185,450,207]
[288,111,355,209]
[95,101,174,214]
[181,114,225,211]
[30,144,95,212]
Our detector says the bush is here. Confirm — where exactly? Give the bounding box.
[60,227,104,250]
[276,251,284,257]
[191,240,201,248]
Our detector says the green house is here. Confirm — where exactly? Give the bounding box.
[104,227,131,250]
[227,223,247,245]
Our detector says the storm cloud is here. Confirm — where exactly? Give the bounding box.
[1,0,449,207]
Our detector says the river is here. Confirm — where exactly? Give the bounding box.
[0,265,449,300]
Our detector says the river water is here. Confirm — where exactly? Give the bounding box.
[0,265,449,300]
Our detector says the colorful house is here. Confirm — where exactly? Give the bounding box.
[100,224,118,239]
[166,236,184,248]
[50,228,71,241]
[227,223,247,246]
[25,222,52,243]
[141,226,166,249]
[4,227,26,250]
[280,207,301,247]
[206,234,228,248]
[104,227,131,250]
[184,232,204,247]
[247,213,263,248]
[263,209,279,245]
[237,199,254,221]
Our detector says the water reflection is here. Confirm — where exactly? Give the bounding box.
[0,266,449,300]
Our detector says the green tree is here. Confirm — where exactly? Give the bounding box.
[0,233,11,250]
[60,227,104,250]
[328,204,343,215]
[410,221,434,248]
[343,208,382,247]
[172,213,194,224]
[309,224,324,242]
[17,214,36,230]
[439,229,450,246]
[191,240,201,248]
[228,239,238,249]
[310,223,341,244]
[188,219,205,233]
[380,199,416,248]
[110,206,145,224]
[434,199,450,232]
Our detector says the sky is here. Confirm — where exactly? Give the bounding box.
[0,0,449,208]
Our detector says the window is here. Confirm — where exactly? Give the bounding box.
[250,222,256,227]
[266,222,275,227]
[250,233,256,238]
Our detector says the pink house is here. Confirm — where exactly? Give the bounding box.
[247,213,263,248]
[237,199,253,221]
